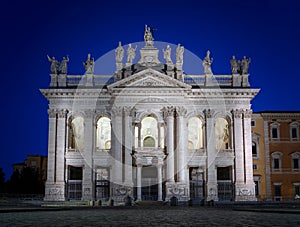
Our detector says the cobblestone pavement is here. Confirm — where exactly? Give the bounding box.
[1,206,300,226]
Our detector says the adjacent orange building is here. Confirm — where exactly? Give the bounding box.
[253,112,300,201]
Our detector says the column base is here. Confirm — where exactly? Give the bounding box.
[44,182,65,201]
[235,183,257,201]
[165,182,189,202]
[111,183,133,204]
[82,183,94,201]
[206,183,218,201]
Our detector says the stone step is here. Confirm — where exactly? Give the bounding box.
[135,201,166,206]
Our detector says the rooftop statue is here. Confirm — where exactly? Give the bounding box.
[47,55,60,74]
[163,45,172,64]
[176,44,184,64]
[60,55,69,74]
[241,56,251,74]
[83,53,94,74]
[202,50,213,74]
[126,44,137,64]
[144,24,154,47]
[115,41,124,63]
[230,55,239,74]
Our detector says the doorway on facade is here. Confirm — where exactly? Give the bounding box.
[141,166,158,201]
[189,167,205,203]
[67,166,82,200]
[217,166,233,201]
[95,168,110,201]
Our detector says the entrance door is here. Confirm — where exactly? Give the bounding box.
[67,166,82,200]
[141,166,158,200]
[95,168,110,201]
[189,168,204,202]
[217,167,233,201]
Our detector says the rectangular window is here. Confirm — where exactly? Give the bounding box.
[274,185,281,201]
[251,120,256,127]
[292,128,298,138]
[293,159,299,169]
[253,164,258,170]
[274,158,280,169]
[272,128,278,139]
[254,180,259,196]
[295,185,300,196]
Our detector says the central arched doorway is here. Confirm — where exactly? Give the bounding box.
[141,166,158,201]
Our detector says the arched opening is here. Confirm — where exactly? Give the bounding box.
[96,116,111,150]
[140,116,158,148]
[68,116,84,151]
[215,117,231,150]
[188,117,203,149]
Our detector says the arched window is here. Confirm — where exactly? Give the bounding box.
[68,116,84,151]
[96,116,111,150]
[141,116,158,148]
[215,117,231,150]
[188,117,203,150]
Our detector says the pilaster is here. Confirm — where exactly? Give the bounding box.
[124,107,133,187]
[204,109,218,201]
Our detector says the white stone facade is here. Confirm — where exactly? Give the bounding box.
[41,31,259,202]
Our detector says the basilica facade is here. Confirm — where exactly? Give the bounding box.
[41,28,259,203]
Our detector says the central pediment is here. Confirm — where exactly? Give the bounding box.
[107,68,191,90]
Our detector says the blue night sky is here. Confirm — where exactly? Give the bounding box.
[1,0,300,179]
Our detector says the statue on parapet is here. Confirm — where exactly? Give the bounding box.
[163,45,172,64]
[47,55,60,74]
[176,44,184,64]
[115,41,124,63]
[60,55,69,74]
[83,53,94,74]
[126,44,137,65]
[144,24,154,47]
[203,50,213,74]
[230,55,239,74]
[241,56,251,74]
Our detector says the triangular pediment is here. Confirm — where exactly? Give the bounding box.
[107,68,191,90]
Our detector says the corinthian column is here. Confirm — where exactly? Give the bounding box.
[124,107,133,186]
[232,109,245,185]
[163,106,175,182]
[176,106,187,183]
[205,109,218,201]
[111,106,123,185]
[82,110,94,200]
[56,109,68,183]
[244,110,253,183]
[46,109,57,184]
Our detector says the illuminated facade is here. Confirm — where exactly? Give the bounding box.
[41,29,259,202]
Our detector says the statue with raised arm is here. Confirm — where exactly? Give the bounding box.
[47,55,60,74]
[126,44,137,64]
[144,24,154,47]
[176,44,184,64]
[241,56,251,74]
[230,55,239,74]
[60,55,69,74]
[202,50,213,74]
[163,45,172,64]
[115,41,124,63]
[83,53,94,74]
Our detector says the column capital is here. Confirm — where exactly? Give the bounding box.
[47,109,57,118]
[204,109,214,118]
[111,106,123,117]
[162,106,175,118]
[176,106,187,117]
[57,109,68,118]
[123,106,133,116]
[243,109,252,118]
[232,109,243,118]
[84,109,95,119]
